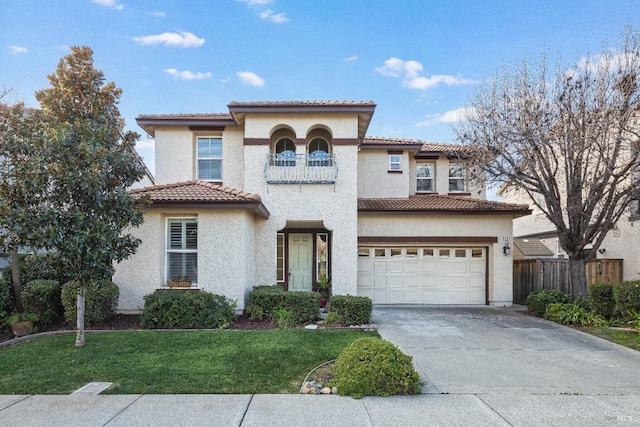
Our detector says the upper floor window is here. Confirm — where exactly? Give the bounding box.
[197,137,222,181]
[308,137,330,167]
[274,137,296,166]
[416,163,434,192]
[389,154,402,171]
[449,163,466,192]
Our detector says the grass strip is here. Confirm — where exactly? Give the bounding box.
[0,329,377,394]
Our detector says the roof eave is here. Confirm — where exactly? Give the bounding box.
[135,117,236,137]
[144,200,270,218]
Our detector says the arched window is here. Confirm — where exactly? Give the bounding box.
[307,137,330,166]
[274,137,296,166]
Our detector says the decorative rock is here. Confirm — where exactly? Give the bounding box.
[331,386,338,395]
[320,387,331,394]
[305,324,318,330]
[308,380,322,394]
[300,383,312,394]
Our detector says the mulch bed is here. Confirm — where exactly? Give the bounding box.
[1,314,278,344]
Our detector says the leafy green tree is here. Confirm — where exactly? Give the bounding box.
[0,92,51,312]
[34,46,146,346]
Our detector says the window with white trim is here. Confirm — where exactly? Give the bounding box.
[167,219,198,284]
[448,163,466,192]
[416,163,435,192]
[389,154,401,171]
[276,233,285,282]
[197,137,222,181]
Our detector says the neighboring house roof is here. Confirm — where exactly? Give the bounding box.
[513,238,555,257]
[361,137,472,158]
[358,195,531,217]
[129,180,270,218]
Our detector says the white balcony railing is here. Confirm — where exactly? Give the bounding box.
[264,153,338,184]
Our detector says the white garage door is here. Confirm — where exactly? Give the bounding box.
[357,246,486,304]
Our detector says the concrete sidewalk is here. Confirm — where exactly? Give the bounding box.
[1,392,638,426]
[2,305,640,426]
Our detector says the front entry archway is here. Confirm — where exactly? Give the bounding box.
[276,223,331,291]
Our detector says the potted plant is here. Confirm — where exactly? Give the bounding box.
[167,276,192,288]
[4,312,38,337]
[316,274,331,307]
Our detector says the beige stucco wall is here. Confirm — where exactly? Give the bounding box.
[113,208,256,312]
[243,112,359,139]
[358,150,410,198]
[244,143,359,296]
[358,214,515,305]
[154,127,194,185]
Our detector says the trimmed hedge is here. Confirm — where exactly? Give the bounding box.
[247,285,320,324]
[334,337,420,398]
[328,295,372,326]
[61,280,119,326]
[21,279,62,326]
[141,290,237,329]
[613,280,640,320]
[526,289,568,316]
[588,283,616,319]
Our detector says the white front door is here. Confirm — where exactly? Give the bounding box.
[289,233,313,291]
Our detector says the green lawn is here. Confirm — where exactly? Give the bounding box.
[581,327,640,352]
[0,329,377,394]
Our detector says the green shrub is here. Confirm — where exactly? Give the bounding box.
[627,310,640,330]
[247,285,320,324]
[61,281,119,326]
[247,285,287,318]
[141,290,236,329]
[544,303,607,326]
[588,283,616,319]
[526,289,569,315]
[328,295,372,326]
[323,311,343,327]
[21,280,62,326]
[244,304,264,321]
[273,308,294,329]
[2,252,66,286]
[333,337,420,398]
[613,280,640,320]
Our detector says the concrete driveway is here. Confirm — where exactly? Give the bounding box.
[373,305,640,395]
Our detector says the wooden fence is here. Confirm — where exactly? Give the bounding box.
[512,258,623,304]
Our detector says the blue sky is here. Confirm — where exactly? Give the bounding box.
[1,0,638,174]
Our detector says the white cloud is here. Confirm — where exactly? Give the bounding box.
[164,68,212,80]
[415,107,475,127]
[8,45,27,55]
[133,31,205,48]
[260,9,289,23]
[92,0,124,11]
[151,11,166,18]
[237,0,273,5]
[376,57,475,90]
[344,55,358,62]
[237,71,265,87]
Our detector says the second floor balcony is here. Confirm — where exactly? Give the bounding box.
[264,153,338,184]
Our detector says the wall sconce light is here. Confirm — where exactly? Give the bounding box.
[503,241,511,256]
[598,248,606,254]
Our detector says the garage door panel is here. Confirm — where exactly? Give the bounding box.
[358,246,486,305]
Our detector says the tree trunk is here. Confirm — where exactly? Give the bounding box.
[569,256,588,300]
[75,285,85,347]
[10,247,23,312]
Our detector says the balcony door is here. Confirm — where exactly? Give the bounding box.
[288,233,313,291]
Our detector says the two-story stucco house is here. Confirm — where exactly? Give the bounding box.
[113,101,530,312]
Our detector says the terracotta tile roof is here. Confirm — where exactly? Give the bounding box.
[514,238,555,257]
[228,100,376,107]
[130,180,262,202]
[358,195,531,217]
[136,113,233,121]
[361,137,473,157]
[362,137,424,147]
